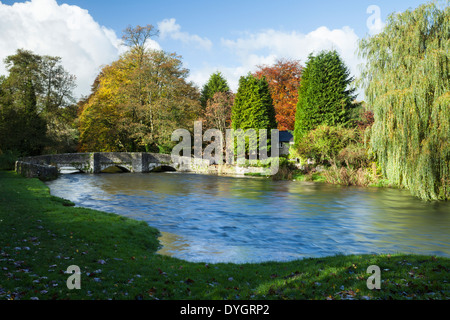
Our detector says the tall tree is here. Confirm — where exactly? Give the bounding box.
[231,74,277,155]
[0,50,47,156]
[253,58,302,131]
[294,50,356,144]
[120,24,160,151]
[39,55,78,153]
[358,1,449,201]
[200,72,230,111]
[77,48,201,153]
[0,49,77,155]
[122,24,159,54]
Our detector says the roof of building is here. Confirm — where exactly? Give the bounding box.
[279,130,294,142]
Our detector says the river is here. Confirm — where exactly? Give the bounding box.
[45,172,450,263]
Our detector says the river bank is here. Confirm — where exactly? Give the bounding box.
[0,170,448,300]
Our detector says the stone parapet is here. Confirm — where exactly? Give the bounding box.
[15,161,59,181]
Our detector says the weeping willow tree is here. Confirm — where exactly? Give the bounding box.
[358,1,449,200]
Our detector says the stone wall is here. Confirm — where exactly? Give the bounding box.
[201,164,273,176]
[20,153,93,173]
[15,161,59,181]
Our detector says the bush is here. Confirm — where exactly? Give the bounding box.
[296,125,367,166]
[322,165,372,186]
[337,143,372,168]
[271,157,298,180]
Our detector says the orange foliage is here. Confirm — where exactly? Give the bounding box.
[253,58,302,131]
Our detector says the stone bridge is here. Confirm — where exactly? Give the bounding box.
[16,152,209,179]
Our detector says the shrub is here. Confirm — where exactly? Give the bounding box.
[322,165,372,187]
[296,125,366,166]
[271,157,298,180]
[337,143,372,168]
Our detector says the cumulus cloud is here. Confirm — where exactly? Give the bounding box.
[0,0,125,98]
[0,0,365,101]
[221,26,363,90]
[157,18,212,50]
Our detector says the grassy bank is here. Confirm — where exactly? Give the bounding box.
[0,171,448,300]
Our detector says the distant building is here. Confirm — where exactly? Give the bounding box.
[278,131,294,156]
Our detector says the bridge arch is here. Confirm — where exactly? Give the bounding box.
[150,165,177,172]
[100,165,131,173]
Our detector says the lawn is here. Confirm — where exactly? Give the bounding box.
[0,171,448,300]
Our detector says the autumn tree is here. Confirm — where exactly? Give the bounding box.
[205,91,234,136]
[358,1,449,200]
[294,50,356,144]
[122,24,159,51]
[253,58,302,131]
[78,29,201,153]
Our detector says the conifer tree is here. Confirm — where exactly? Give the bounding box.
[231,74,277,155]
[232,74,277,130]
[294,50,356,144]
[200,72,230,110]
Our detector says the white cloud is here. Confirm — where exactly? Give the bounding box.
[157,18,212,50]
[188,65,245,93]
[201,25,365,98]
[0,0,126,98]
[187,56,278,93]
[0,0,365,101]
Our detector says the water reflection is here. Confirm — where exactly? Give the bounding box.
[45,172,450,263]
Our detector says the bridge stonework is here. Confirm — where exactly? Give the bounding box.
[16,152,209,179]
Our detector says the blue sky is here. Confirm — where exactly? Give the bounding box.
[0,0,430,98]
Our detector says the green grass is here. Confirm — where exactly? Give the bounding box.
[0,171,448,300]
[292,171,326,183]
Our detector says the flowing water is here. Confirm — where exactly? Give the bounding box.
[45,172,450,263]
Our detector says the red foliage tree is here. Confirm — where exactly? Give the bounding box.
[253,58,303,131]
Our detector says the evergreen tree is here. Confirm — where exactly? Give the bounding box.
[294,50,356,144]
[231,74,277,155]
[200,72,230,111]
[358,2,449,201]
[232,74,277,130]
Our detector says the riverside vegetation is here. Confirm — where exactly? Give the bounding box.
[0,1,449,301]
[0,171,448,300]
[1,2,448,202]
